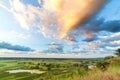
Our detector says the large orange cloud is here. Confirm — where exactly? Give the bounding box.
[6,0,108,41]
[44,0,108,39]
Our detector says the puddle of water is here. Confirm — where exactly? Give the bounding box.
[6,69,46,74]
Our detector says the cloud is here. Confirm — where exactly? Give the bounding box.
[100,32,120,48]
[0,2,11,12]
[0,41,34,51]
[42,0,108,39]
[84,19,120,33]
[67,18,120,43]
[9,0,36,30]
[0,50,114,58]
[1,0,120,58]
[1,0,119,53]
[43,42,63,53]
[102,32,120,42]
[81,32,120,51]
[2,0,120,43]
[110,40,120,45]
[3,0,108,41]
[10,31,31,39]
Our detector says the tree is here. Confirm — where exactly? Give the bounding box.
[115,48,120,57]
[46,64,52,70]
[104,56,114,60]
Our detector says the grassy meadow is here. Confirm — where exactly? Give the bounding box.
[0,57,119,80]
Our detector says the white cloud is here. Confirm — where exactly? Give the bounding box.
[9,0,55,37]
[110,40,120,45]
[0,2,11,12]
[9,0,37,30]
[0,49,114,58]
[10,31,31,39]
[102,32,120,40]
[38,0,42,5]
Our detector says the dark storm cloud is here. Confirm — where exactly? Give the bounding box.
[83,36,98,42]
[0,41,34,51]
[76,18,120,42]
[84,18,120,33]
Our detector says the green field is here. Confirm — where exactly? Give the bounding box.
[0,57,120,80]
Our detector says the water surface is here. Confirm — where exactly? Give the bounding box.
[6,69,45,74]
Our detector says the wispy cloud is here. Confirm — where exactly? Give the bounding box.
[0,50,114,58]
[0,2,11,12]
[10,31,31,39]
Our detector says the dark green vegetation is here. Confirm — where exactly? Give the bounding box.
[115,48,120,56]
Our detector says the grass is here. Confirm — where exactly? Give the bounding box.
[0,57,119,80]
[72,57,120,80]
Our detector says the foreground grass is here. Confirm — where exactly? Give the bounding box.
[72,57,120,80]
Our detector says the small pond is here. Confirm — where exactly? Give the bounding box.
[6,69,46,74]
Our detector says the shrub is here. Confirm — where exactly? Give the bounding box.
[105,56,114,60]
[96,61,110,71]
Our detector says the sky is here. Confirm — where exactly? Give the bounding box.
[0,0,120,58]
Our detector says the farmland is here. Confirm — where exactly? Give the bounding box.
[0,57,120,80]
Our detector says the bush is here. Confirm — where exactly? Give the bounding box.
[96,61,110,71]
[77,68,87,76]
[105,56,114,60]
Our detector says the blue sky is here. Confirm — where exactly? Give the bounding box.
[0,0,120,58]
